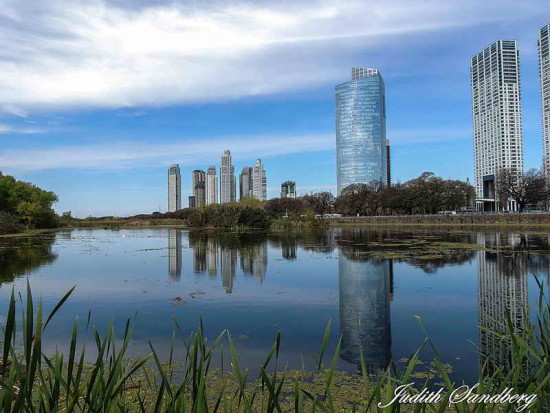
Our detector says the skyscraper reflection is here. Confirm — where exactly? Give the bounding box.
[168,229,182,279]
[338,249,392,375]
[477,233,528,375]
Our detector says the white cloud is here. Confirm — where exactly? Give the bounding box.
[0,134,333,171]
[0,0,542,111]
[0,123,44,134]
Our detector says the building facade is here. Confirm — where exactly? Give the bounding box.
[385,140,391,186]
[192,170,206,207]
[252,159,267,201]
[280,181,296,198]
[188,195,196,208]
[539,24,550,175]
[239,167,252,200]
[220,150,236,204]
[205,166,218,205]
[336,68,387,195]
[168,164,181,212]
[471,40,524,211]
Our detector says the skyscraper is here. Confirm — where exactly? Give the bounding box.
[220,150,236,204]
[385,140,391,186]
[471,40,524,211]
[192,170,206,207]
[168,164,181,212]
[336,68,387,195]
[280,181,296,198]
[252,159,267,201]
[188,195,196,208]
[239,167,252,200]
[205,166,218,205]
[539,24,550,175]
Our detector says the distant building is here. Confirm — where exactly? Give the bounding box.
[386,140,391,186]
[192,170,206,207]
[205,166,218,205]
[252,159,267,201]
[188,195,196,208]
[280,181,296,198]
[471,40,524,211]
[336,68,387,195]
[539,24,550,175]
[239,167,253,200]
[168,164,181,212]
[220,150,236,203]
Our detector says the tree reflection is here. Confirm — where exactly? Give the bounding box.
[0,233,58,286]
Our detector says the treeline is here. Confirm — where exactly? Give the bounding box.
[265,172,475,218]
[0,173,59,234]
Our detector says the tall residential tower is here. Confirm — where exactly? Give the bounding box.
[239,167,252,200]
[336,68,387,195]
[220,150,236,203]
[192,170,206,207]
[205,166,218,205]
[471,40,524,211]
[252,159,267,201]
[539,24,550,175]
[168,164,181,212]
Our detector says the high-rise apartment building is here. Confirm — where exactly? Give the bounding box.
[336,68,387,195]
[205,166,218,205]
[471,40,524,211]
[539,24,550,175]
[188,195,196,208]
[192,170,206,207]
[280,181,296,198]
[239,167,252,200]
[220,150,236,203]
[252,159,267,201]
[168,164,181,212]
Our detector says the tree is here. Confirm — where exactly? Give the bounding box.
[496,168,548,211]
[265,197,307,218]
[303,192,335,215]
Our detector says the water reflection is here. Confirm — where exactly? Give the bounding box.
[338,251,393,374]
[168,229,182,279]
[477,233,530,375]
[0,234,58,286]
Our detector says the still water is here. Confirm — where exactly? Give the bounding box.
[0,227,548,384]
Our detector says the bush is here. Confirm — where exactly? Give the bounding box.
[0,211,24,234]
[185,204,271,229]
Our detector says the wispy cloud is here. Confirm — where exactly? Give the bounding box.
[0,0,542,111]
[0,123,44,134]
[0,134,333,171]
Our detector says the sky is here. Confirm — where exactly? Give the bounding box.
[0,0,548,217]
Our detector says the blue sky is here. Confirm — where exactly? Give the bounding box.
[0,0,548,217]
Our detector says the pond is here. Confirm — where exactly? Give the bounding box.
[0,227,548,384]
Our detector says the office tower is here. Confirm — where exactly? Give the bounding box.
[168,164,181,212]
[539,24,550,175]
[280,181,297,198]
[338,250,392,375]
[220,150,236,203]
[205,166,218,205]
[188,195,196,208]
[192,170,206,207]
[252,159,267,201]
[168,229,182,279]
[385,140,391,186]
[336,68,387,195]
[471,40,524,211]
[239,167,252,200]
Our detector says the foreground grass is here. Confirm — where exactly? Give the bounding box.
[1,282,549,412]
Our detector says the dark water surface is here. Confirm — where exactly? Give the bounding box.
[0,227,548,384]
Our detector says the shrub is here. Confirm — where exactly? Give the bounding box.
[0,211,24,234]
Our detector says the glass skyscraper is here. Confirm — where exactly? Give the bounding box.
[335,68,387,195]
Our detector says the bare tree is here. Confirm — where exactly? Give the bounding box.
[495,168,548,211]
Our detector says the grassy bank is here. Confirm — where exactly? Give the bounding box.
[1,282,549,412]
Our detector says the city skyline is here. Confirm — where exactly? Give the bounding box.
[1,2,549,216]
